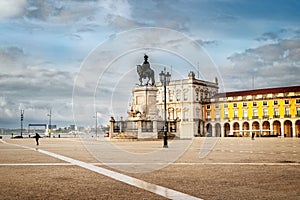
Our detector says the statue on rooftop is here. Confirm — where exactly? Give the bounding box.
[137,54,155,86]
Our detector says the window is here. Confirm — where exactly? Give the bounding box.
[234,110,238,118]
[195,91,199,101]
[176,92,181,101]
[206,105,211,110]
[183,91,188,101]
[200,92,204,101]
[205,92,208,99]
[224,109,228,119]
[215,111,220,119]
[263,109,268,117]
[253,109,258,118]
[263,101,267,106]
[206,111,211,119]
[168,108,174,120]
[215,104,219,109]
[297,107,300,116]
[224,104,228,108]
[274,108,279,117]
[233,103,237,108]
[285,108,290,117]
[253,102,257,107]
[169,91,173,102]
[285,100,289,105]
[243,102,247,107]
[296,99,300,104]
[274,100,278,105]
[243,110,248,118]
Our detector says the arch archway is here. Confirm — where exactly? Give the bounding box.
[242,122,250,137]
[252,121,259,137]
[284,120,292,137]
[262,121,270,136]
[206,123,212,137]
[224,123,230,137]
[296,120,300,137]
[215,123,221,137]
[233,122,240,137]
[273,121,281,136]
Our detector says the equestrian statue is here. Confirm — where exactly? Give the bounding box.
[137,54,155,86]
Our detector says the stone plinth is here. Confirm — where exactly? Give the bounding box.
[128,86,159,121]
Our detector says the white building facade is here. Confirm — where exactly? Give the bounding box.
[156,71,219,138]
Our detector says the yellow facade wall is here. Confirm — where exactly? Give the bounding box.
[291,99,296,117]
[268,100,273,117]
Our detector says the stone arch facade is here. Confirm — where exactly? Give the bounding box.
[204,118,300,137]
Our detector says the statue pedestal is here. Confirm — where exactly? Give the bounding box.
[126,86,159,139]
[128,86,159,121]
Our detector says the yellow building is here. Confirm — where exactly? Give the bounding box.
[204,86,300,137]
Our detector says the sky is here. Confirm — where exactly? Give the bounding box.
[0,0,300,129]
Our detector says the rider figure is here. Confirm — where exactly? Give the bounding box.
[142,54,150,71]
[143,54,149,64]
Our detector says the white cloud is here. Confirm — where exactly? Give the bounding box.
[0,46,75,128]
[223,38,300,91]
[0,0,27,19]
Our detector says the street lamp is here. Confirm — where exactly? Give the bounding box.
[47,109,52,137]
[94,111,100,137]
[159,68,171,148]
[20,110,24,137]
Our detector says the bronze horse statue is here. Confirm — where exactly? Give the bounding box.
[137,64,155,86]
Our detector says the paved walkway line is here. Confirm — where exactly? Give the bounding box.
[0,163,74,166]
[0,140,202,200]
[1,162,299,166]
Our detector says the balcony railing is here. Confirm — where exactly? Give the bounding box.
[273,115,280,118]
[252,116,258,119]
[284,114,291,118]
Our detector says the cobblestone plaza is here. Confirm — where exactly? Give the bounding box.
[1,137,299,199]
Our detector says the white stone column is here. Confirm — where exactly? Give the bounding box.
[281,120,285,137]
[259,121,263,137]
[221,123,225,137]
[292,120,296,137]
[270,120,273,135]
[212,123,216,137]
[109,117,115,139]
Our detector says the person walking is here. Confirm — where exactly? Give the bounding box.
[35,133,41,145]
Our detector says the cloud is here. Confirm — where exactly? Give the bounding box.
[0,67,75,128]
[223,38,300,91]
[23,0,134,27]
[0,45,75,128]
[105,15,145,30]
[0,0,27,19]
[196,39,218,46]
[0,46,27,72]
[131,0,190,31]
[255,32,279,42]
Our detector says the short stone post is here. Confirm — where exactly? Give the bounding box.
[109,117,115,139]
